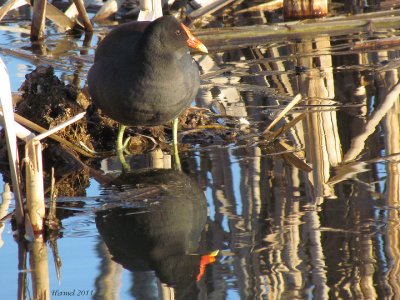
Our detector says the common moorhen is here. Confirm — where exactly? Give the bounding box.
[87,16,207,163]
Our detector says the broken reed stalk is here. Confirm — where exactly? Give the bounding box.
[265,113,307,142]
[24,140,45,233]
[73,0,93,31]
[263,93,302,135]
[31,0,47,41]
[25,112,86,233]
[0,0,20,21]
[23,0,75,31]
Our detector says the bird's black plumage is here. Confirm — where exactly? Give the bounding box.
[87,16,201,127]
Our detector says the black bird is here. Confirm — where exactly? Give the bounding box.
[87,16,207,166]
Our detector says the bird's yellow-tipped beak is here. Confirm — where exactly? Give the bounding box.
[180,23,208,54]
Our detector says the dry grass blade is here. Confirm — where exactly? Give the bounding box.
[263,93,302,135]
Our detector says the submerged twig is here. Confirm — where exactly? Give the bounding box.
[49,238,62,283]
[48,168,57,221]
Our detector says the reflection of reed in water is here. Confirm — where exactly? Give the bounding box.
[95,168,208,299]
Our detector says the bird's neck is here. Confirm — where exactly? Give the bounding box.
[138,35,187,65]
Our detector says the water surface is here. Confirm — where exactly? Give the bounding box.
[1,7,400,300]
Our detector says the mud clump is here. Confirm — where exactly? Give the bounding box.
[17,65,92,148]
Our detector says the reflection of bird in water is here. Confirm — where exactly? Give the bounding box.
[95,168,216,298]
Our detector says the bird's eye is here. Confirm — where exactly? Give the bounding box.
[175,29,182,36]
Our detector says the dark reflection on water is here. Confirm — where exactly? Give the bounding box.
[95,168,209,299]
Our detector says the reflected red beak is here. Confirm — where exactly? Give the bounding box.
[196,250,219,281]
[180,23,208,53]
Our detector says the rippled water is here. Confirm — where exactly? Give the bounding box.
[1,6,400,300]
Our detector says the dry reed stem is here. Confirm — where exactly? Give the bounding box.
[73,0,93,31]
[343,82,400,162]
[92,0,124,21]
[0,0,20,21]
[24,140,45,233]
[30,236,50,299]
[0,59,24,227]
[263,93,302,135]
[30,0,47,41]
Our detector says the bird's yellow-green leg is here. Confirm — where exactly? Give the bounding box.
[117,124,131,173]
[172,118,181,171]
